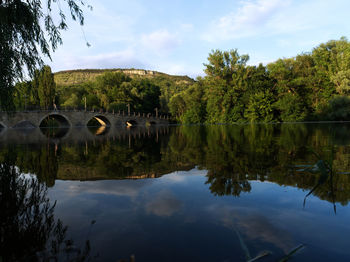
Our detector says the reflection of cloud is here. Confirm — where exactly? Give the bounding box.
[211,206,294,253]
[164,173,187,183]
[62,179,152,198]
[145,190,183,217]
[237,215,293,253]
[162,168,207,183]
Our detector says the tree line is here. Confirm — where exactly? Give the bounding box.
[170,37,350,123]
[12,37,350,121]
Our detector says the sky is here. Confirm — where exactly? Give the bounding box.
[46,0,350,78]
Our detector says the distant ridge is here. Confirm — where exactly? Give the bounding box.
[54,68,194,86]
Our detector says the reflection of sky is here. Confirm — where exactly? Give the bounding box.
[48,169,350,261]
[145,190,183,217]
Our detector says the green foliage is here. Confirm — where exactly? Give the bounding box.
[131,78,161,113]
[169,93,186,119]
[13,80,39,110]
[13,65,56,110]
[62,93,80,108]
[53,69,194,114]
[11,37,350,123]
[323,96,350,120]
[165,39,350,124]
[182,95,206,123]
[331,70,350,95]
[244,91,275,122]
[169,81,206,123]
[37,65,56,109]
[204,49,249,84]
[204,78,228,123]
[275,93,308,122]
[53,71,162,113]
[94,72,133,109]
[108,102,127,112]
[0,0,89,111]
[204,49,250,123]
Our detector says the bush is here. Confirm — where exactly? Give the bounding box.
[276,93,308,122]
[325,96,350,120]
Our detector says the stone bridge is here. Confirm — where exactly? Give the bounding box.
[0,110,169,129]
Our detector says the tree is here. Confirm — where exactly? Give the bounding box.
[169,93,186,119]
[244,90,275,122]
[35,65,56,109]
[204,49,250,123]
[95,72,133,109]
[204,49,249,84]
[131,78,161,113]
[0,0,90,111]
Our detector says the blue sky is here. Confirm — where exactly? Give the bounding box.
[46,0,350,78]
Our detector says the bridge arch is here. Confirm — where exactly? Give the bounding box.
[88,125,109,136]
[39,114,71,127]
[40,126,70,138]
[125,119,138,127]
[87,115,111,127]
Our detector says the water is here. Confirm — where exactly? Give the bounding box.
[1,123,350,261]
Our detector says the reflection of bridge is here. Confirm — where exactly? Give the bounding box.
[0,110,169,128]
[0,125,171,144]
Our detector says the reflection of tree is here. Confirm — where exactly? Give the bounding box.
[302,149,350,211]
[2,123,350,205]
[206,170,251,196]
[15,143,58,187]
[168,124,350,203]
[59,134,165,180]
[203,125,275,197]
[0,160,90,261]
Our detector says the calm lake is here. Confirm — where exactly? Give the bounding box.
[1,123,350,261]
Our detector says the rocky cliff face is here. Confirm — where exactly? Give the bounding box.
[121,69,156,75]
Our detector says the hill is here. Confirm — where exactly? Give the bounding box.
[54,68,194,87]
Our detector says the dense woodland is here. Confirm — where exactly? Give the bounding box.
[13,37,350,122]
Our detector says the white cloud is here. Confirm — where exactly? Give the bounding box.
[140,29,180,55]
[83,2,138,44]
[149,61,203,78]
[203,0,291,41]
[180,23,194,32]
[49,48,148,72]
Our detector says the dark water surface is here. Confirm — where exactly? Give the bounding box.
[1,124,350,261]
